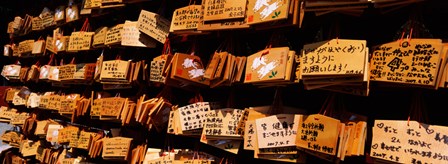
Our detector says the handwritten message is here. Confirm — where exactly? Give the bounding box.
[93,27,108,46]
[105,24,123,45]
[198,0,249,31]
[68,32,94,51]
[371,120,448,164]
[203,0,246,21]
[370,39,443,86]
[296,114,340,155]
[60,98,77,114]
[100,98,125,117]
[91,99,102,117]
[256,114,300,148]
[42,14,54,28]
[100,60,130,80]
[31,17,43,31]
[302,39,367,75]
[102,137,132,158]
[178,102,211,131]
[18,40,34,54]
[121,21,157,47]
[58,126,79,143]
[58,65,76,80]
[244,120,257,150]
[150,57,166,83]
[75,131,94,149]
[203,108,244,137]
[137,10,170,43]
[170,5,202,32]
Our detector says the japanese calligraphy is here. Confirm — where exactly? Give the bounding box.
[150,57,166,83]
[105,24,123,45]
[244,120,256,150]
[296,114,340,155]
[203,108,244,137]
[370,39,442,86]
[121,21,157,47]
[68,31,94,51]
[93,27,108,46]
[58,65,76,80]
[177,102,211,131]
[203,0,246,21]
[137,10,170,43]
[102,137,132,158]
[170,5,202,32]
[256,114,301,148]
[371,120,448,163]
[302,39,367,75]
[100,60,130,80]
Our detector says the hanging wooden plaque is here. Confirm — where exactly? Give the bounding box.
[296,114,340,156]
[105,24,124,45]
[66,5,80,23]
[370,39,443,87]
[68,31,94,51]
[371,120,448,164]
[54,6,65,22]
[244,47,289,83]
[100,60,130,81]
[246,0,290,25]
[137,10,170,43]
[93,27,108,47]
[302,39,367,76]
[203,0,247,21]
[170,5,202,32]
[31,17,44,31]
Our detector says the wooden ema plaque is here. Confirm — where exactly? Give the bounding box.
[246,0,290,25]
[105,24,123,45]
[371,120,448,164]
[68,31,94,51]
[170,5,202,32]
[93,27,108,46]
[100,60,130,82]
[202,108,245,138]
[121,21,157,48]
[31,17,43,31]
[302,39,367,76]
[102,137,132,159]
[171,53,210,86]
[203,0,246,21]
[370,39,443,87]
[255,114,301,149]
[296,114,340,156]
[197,0,249,31]
[137,10,170,43]
[18,40,34,54]
[244,47,289,83]
[100,97,126,117]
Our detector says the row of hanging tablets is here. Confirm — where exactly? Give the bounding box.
[148,38,447,96]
